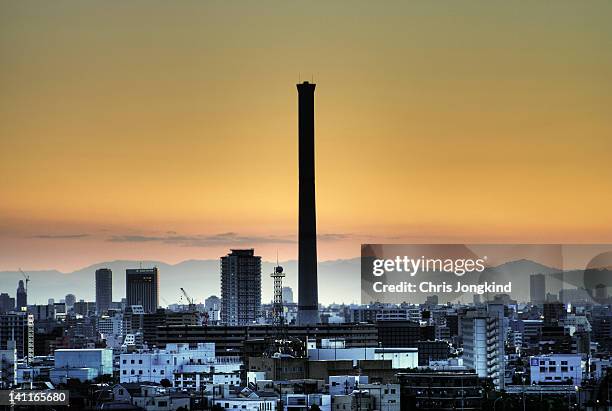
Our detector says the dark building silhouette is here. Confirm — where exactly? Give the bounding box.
[126,268,159,314]
[0,294,15,314]
[220,249,261,326]
[530,273,546,304]
[0,312,34,360]
[16,280,26,311]
[95,268,113,315]
[65,293,76,310]
[297,81,320,325]
[543,301,566,325]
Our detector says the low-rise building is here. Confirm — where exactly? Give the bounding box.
[529,354,582,385]
[308,346,418,369]
[130,385,191,411]
[397,371,484,410]
[120,343,241,390]
[213,397,277,411]
[285,393,331,411]
[50,348,113,384]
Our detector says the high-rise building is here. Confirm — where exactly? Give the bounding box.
[126,268,159,314]
[95,268,113,314]
[461,310,505,389]
[282,287,294,304]
[65,294,76,310]
[297,81,320,326]
[0,294,15,314]
[0,312,34,361]
[530,273,546,304]
[16,280,27,311]
[220,249,261,326]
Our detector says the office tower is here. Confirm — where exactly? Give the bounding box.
[297,81,320,325]
[65,294,76,310]
[0,294,15,314]
[16,280,26,311]
[126,268,159,314]
[461,311,505,389]
[95,268,113,314]
[282,286,294,304]
[0,312,34,361]
[530,273,546,304]
[220,249,261,326]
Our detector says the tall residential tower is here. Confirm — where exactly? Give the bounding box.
[220,249,261,326]
[95,268,113,314]
[16,281,26,311]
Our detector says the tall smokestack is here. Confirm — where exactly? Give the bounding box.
[297,81,320,325]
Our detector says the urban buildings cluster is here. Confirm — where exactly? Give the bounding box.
[1,259,612,410]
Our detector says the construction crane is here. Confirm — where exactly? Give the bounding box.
[19,268,30,295]
[180,287,196,310]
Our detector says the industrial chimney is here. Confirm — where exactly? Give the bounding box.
[297,81,320,325]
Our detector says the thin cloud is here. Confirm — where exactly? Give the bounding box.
[107,232,296,247]
[31,234,90,239]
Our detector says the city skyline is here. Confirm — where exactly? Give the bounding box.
[1,2,612,272]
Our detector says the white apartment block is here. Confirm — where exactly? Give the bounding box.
[120,343,241,390]
[285,394,331,411]
[309,347,418,369]
[98,312,124,349]
[530,354,582,385]
[461,312,505,389]
[213,398,277,411]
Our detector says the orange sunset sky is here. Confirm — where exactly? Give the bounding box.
[1,1,611,272]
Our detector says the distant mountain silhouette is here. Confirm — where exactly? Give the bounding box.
[494,258,561,274]
[3,257,604,306]
[0,258,362,306]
